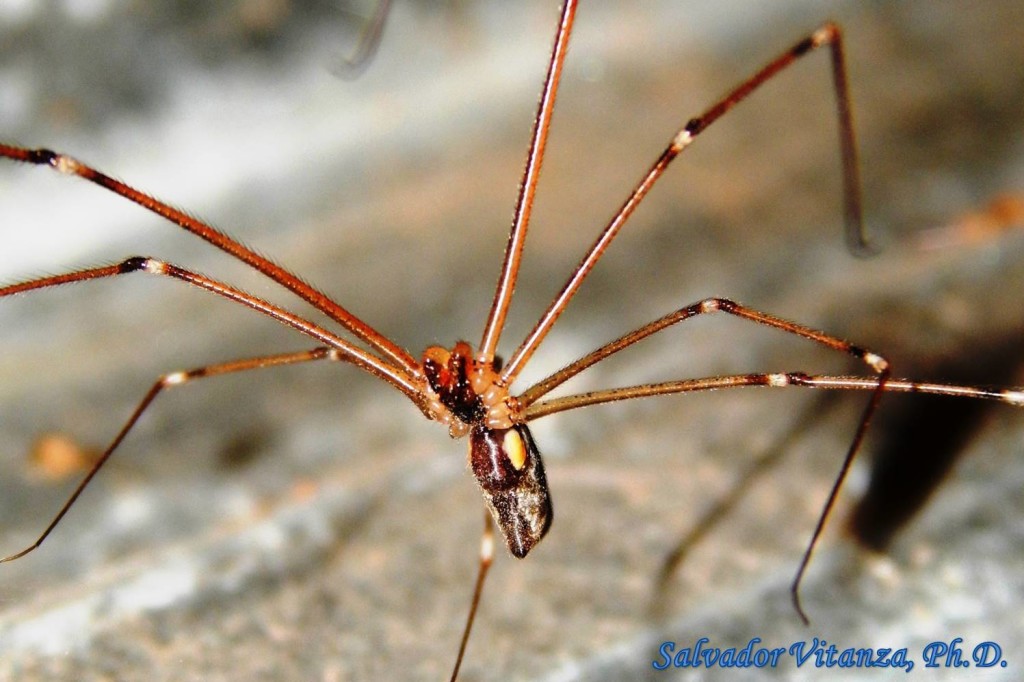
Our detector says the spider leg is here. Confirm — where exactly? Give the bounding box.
[500,22,866,386]
[479,0,579,362]
[520,297,889,407]
[0,347,342,564]
[0,143,419,375]
[525,372,1022,420]
[449,511,496,682]
[522,297,1023,623]
[0,256,422,401]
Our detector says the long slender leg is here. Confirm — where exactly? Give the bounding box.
[0,143,419,375]
[526,372,1023,419]
[450,511,495,682]
[500,22,866,386]
[526,369,1023,622]
[478,0,578,363]
[0,256,423,402]
[521,297,1023,623]
[654,394,843,596]
[790,371,889,624]
[0,347,341,563]
[519,297,889,409]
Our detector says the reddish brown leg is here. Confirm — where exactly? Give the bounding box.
[520,297,889,408]
[0,256,422,400]
[521,297,1023,622]
[450,511,496,682]
[500,22,866,386]
[479,0,579,362]
[0,143,419,375]
[0,347,339,563]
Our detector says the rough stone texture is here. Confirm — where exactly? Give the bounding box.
[1,1,1022,680]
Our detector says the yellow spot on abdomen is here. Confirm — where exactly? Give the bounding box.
[504,429,527,471]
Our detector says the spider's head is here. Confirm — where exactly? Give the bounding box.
[421,341,517,435]
[421,342,553,557]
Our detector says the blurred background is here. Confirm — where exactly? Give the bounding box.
[1,0,1022,679]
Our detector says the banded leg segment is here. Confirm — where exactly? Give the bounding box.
[0,256,423,403]
[0,347,340,564]
[527,367,1022,623]
[0,143,418,375]
[519,295,897,623]
[519,294,1020,623]
[526,372,1022,419]
[500,22,867,387]
[521,297,888,410]
[449,512,496,682]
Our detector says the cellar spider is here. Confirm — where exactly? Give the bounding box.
[2,0,1024,675]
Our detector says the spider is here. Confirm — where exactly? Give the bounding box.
[2,1,1022,678]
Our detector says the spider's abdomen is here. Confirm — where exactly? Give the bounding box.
[469,424,552,558]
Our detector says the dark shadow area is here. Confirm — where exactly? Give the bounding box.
[850,329,1024,550]
[216,426,274,471]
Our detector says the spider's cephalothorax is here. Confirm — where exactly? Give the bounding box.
[422,342,552,558]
